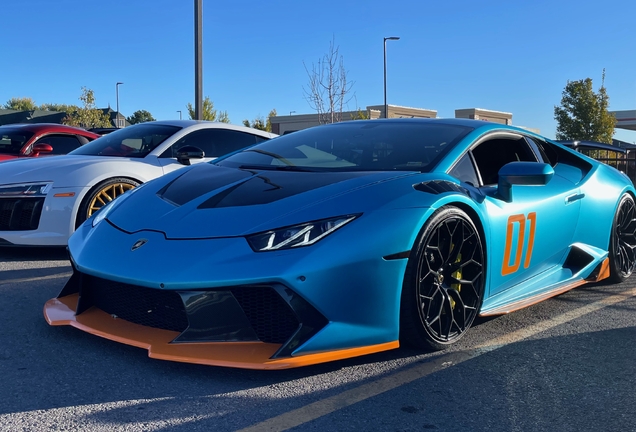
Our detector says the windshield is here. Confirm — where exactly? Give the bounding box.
[214,121,472,172]
[0,128,35,155]
[70,124,181,158]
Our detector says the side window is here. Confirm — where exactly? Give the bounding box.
[34,134,82,154]
[449,153,480,187]
[526,137,557,166]
[160,129,265,159]
[77,135,92,145]
[471,137,537,186]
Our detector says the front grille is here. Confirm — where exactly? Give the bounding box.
[230,287,299,344]
[78,275,300,344]
[0,198,44,231]
[83,275,188,332]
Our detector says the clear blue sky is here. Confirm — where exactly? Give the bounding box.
[3,0,636,141]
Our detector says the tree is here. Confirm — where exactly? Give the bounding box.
[39,103,75,112]
[350,108,369,120]
[303,37,354,124]
[243,117,265,130]
[127,110,156,125]
[243,108,277,132]
[3,97,37,111]
[554,70,616,144]
[187,96,230,122]
[62,87,111,128]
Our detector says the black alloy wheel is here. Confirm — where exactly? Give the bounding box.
[608,193,636,283]
[401,206,485,351]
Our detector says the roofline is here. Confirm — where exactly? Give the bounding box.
[556,140,628,153]
[131,120,278,138]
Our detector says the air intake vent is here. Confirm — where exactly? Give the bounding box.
[0,198,44,231]
[81,275,189,332]
[75,274,300,344]
[414,180,468,195]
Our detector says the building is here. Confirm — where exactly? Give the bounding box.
[0,108,128,128]
[610,110,636,133]
[0,109,66,126]
[101,107,130,128]
[270,104,437,135]
[270,105,528,135]
[454,108,512,125]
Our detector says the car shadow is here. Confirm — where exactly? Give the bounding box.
[3,325,634,432]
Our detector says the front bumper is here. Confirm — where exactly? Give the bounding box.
[45,207,429,368]
[44,284,398,370]
[0,187,85,246]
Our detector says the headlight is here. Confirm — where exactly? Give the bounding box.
[247,215,359,252]
[0,182,52,197]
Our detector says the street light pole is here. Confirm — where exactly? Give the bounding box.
[194,0,203,120]
[383,36,400,119]
[116,82,123,127]
[177,110,182,120]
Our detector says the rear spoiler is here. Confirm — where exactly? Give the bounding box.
[557,140,627,154]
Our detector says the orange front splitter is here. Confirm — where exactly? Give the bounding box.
[44,294,399,370]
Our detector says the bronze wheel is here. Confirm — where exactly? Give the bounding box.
[76,178,139,227]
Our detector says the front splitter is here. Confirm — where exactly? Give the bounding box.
[44,294,399,370]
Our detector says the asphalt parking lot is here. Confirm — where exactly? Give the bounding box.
[1,248,635,432]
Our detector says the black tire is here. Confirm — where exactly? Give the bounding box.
[76,177,139,227]
[400,206,485,351]
[608,193,636,283]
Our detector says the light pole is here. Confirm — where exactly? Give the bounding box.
[116,82,124,127]
[289,111,296,116]
[383,36,400,119]
[194,0,203,120]
[177,110,182,120]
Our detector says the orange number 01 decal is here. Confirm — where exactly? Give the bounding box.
[501,212,536,276]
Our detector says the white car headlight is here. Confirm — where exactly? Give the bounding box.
[0,182,52,197]
[246,215,359,252]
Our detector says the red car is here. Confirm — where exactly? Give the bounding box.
[0,123,100,162]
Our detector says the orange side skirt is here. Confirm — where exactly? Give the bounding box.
[43,294,399,370]
[480,257,610,316]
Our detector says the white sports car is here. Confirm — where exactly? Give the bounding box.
[0,120,276,246]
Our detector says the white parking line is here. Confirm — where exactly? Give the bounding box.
[0,272,71,286]
[238,286,636,432]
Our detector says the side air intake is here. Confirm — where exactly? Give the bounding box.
[413,180,468,195]
[562,245,595,275]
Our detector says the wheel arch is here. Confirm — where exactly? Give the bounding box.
[399,198,488,349]
[423,195,489,265]
[73,176,144,228]
[448,201,488,263]
[402,194,490,287]
[434,199,489,304]
[607,188,636,282]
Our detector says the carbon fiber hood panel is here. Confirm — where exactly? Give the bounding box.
[107,163,415,238]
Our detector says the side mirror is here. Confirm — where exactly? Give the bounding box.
[176,146,205,166]
[497,162,554,202]
[32,143,53,157]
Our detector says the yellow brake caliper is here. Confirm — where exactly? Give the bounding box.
[449,248,462,309]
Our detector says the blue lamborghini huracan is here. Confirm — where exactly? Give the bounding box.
[44,118,636,369]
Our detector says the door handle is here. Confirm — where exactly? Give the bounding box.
[565,193,585,204]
